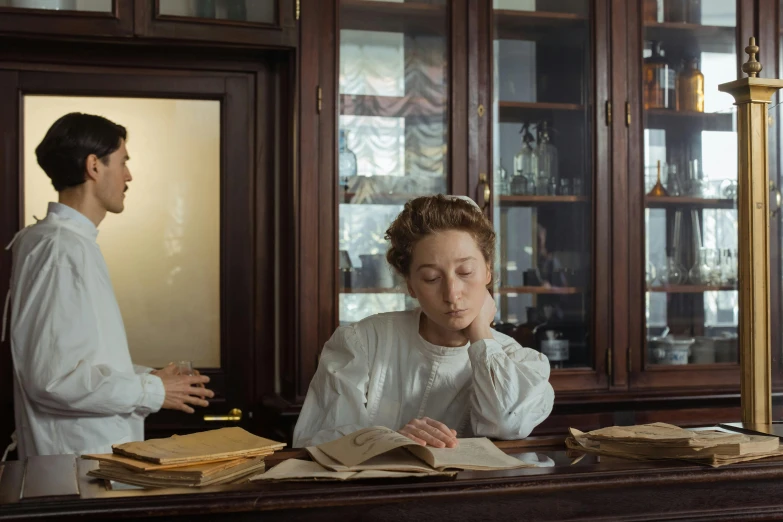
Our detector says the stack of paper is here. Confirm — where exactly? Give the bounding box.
[254,426,533,482]
[565,422,783,467]
[85,427,285,488]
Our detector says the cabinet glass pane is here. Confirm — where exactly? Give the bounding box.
[337,0,449,325]
[0,0,112,12]
[158,0,275,23]
[23,96,221,369]
[491,0,592,369]
[642,0,738,366]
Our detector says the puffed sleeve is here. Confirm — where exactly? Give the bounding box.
[468,335,555,440]
[11,264,166,417]
[292,325,373,447]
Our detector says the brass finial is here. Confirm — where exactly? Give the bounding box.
[742,37,763,77]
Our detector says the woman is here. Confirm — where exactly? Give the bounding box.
[292,195,554,448]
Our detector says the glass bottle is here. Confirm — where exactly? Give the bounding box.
[338,129,357,188]
[686,0,701,24]
[513,124,537,195]
[677,58,704,112]
[664,0,687,22]
[537,122,558,195]
[495,160,509,195]
[643,0,659,22]
[643,41,676,110]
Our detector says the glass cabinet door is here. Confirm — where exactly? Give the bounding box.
[640,1,739,375]
[135,0,296,46]
[0,0,133,36]
[491,0,598,373]
[337,0,450,325]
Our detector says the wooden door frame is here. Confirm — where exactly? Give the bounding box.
[0,42,292,443]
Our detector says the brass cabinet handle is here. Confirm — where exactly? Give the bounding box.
[478,172,490,211]
[204,408,242,422]
[771,182,782,218]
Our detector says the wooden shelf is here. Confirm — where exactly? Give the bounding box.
[498,286,582,295]
[644,22,736,54]
[340,94,445,119]
[495,10,587,41]
[645,196,736,209]
[340,287,403,294]
[341,192,424,205]
[499,195,589,206]
[341,0,446,35]
[645,109,734,132]
[647,285,737,293]
[498,101,586,123]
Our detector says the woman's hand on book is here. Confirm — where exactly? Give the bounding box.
[398,417,459,448]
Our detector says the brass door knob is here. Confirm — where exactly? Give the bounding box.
[203,408,242,422]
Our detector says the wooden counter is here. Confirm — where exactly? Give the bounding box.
[3,437,783,521]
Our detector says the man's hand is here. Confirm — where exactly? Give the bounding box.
[156,372,214,414]
[398,417,458,448]
[463,289,497,343]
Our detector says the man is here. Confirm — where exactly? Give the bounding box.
[2,112,214,459]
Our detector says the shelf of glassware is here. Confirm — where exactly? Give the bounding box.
[645,196,736,209]
[497,101,586,124]
[340,0,446,35]
[340,286,584,295]
[645,109,734,132]
[647,285,737,293]
[499,195,588,206]
[494,9,588,41]
[497,286,582,295]
[643,21,736,54]
[341,192,423,205]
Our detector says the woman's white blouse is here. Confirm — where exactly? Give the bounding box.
[292,308,555,447]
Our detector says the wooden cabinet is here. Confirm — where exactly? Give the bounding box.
[134,0,297,47]
[271,0,776,440]
[0,0,297,47]
[0,0,134,37]
[0,0,779,447]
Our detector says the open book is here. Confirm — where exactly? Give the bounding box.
[309,426,532,472]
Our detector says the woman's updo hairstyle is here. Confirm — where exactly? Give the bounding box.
[385,194,496,279]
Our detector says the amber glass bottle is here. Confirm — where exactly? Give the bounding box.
[643,0,659,22]
[644,41,676,110]
[677,58,704,112]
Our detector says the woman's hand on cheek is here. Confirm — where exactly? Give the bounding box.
[398,417,459,448]
[463,289,496,343]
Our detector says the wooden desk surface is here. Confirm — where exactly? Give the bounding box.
[3,438,783,521]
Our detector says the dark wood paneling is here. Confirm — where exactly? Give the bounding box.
[627,0,645,385]
[593,0,612,389]
[0,0,133,38]
[464,0,479,202]
[134,0,297,49]
[609,0,629,389]
[318,0,337,398]
[0,70,19,452]
[759,0,783,388]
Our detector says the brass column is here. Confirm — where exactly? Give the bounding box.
[719,38,783,424]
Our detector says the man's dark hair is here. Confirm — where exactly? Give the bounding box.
[35,112,127,192]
